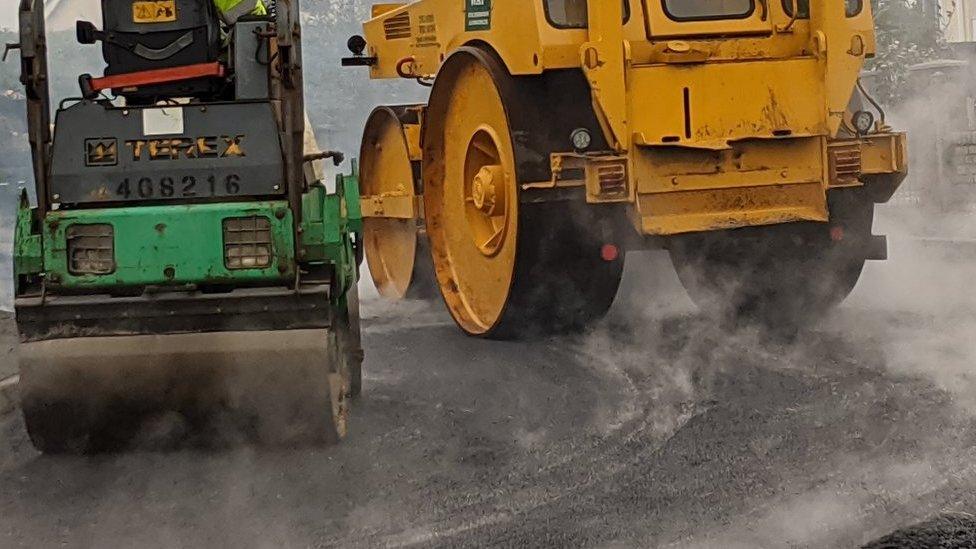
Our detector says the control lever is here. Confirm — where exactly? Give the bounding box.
[304,150,345,167]
[76,21,100,44]
[76,21,136,50]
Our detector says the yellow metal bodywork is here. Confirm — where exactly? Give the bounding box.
[358,0,907,236]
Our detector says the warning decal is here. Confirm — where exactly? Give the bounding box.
[465,0,491,31]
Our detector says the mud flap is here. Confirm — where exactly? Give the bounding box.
[866,234,888,261]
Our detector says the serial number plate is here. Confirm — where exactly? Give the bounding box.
[132,0,177,23]
[116,174,242,200]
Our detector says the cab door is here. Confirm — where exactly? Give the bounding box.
[642,0,774,38]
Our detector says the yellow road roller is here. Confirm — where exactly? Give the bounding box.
[344,0,908,336]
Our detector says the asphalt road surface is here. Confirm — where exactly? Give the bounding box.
[1,224,976,547]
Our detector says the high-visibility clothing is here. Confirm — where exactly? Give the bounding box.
[213,0,267,25]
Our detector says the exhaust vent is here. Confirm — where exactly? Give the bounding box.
[384,12,412,40]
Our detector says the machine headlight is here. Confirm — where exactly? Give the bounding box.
[571,128,593,152]
[66,224,115,275]
[852,110,875,136]
[223,216,273,270]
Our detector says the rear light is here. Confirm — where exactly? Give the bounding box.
[223,216,273,270]
[66,224,115,275]
[601,243,620,262]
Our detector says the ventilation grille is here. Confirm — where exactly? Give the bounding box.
[829,144,862,185]
[596,163,628,197]
[223,216,273,270]
[384,12,412,40]
[67,224,115,275]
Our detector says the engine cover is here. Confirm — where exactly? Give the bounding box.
[50,100,285,206]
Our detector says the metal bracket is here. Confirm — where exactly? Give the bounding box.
[2,43,20,62]
[341,56,377,67]
[304,150,345,167]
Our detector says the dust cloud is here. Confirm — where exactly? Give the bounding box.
[548,51,976,547]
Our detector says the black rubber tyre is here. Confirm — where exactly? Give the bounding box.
[423,46,625,339]
[669,191,875,329]
[492,201,625,339]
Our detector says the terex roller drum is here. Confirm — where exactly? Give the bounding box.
[11,0,363,452]
[346,0,909,336]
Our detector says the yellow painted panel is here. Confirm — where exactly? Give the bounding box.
[636,182,828,235]
[810,0,877,135]
[372,3,406,17]
[629,136,830,234]
[634,136,825,192]
[582,0,629,150]
[628,59,827,148]
[363,0,550,79]
[859,133,908,175]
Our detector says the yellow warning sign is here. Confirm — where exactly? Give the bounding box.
[132,0,177,23]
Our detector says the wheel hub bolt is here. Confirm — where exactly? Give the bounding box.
[472,165,505,215]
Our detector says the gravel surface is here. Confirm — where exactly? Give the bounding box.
[0,227,974,547]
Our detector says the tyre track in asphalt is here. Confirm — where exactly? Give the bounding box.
[1,303,974,547]
[323,314,726,547]
[378,311,976,548]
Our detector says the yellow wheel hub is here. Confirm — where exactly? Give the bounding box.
[464,131,510,257]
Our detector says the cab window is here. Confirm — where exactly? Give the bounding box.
[544,0,631,28]
[662,0,754,21]
[782,0,863,18]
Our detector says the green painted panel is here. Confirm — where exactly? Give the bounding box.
[14,192,43,281]
[43,201,295,289]
[342,168,363,235]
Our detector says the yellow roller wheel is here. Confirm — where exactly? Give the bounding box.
[424,48,624,338]
[425,55,518,335]
[359,106,436,300]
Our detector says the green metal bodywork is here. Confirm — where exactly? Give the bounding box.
[300,169,364,296]
[14,169,363,296]
[14,192,43,285]
[44,201,295,289]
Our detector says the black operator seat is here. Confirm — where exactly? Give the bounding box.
[76,0,224,103]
